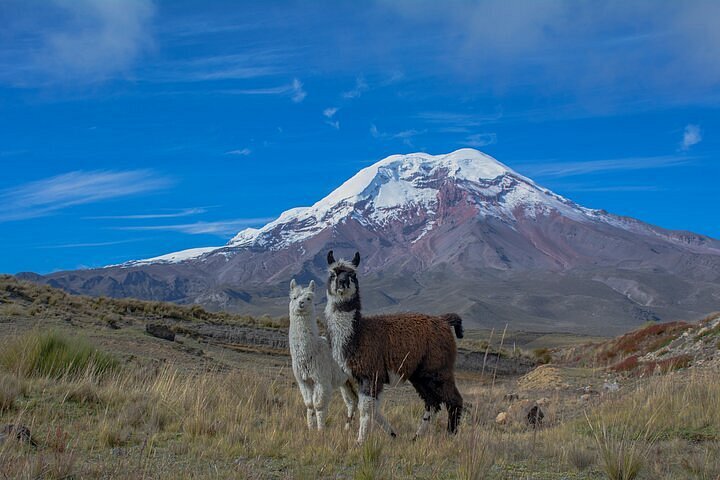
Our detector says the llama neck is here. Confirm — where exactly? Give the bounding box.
[289,310,320,344]
[324,291,361,368]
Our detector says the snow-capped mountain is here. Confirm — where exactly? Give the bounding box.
[29,149,720,334]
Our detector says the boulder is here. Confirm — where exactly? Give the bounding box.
[0,424,37,447]
[146,323,175,341]
[527,405,544,428]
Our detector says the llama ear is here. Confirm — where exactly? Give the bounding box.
[352,252,360,267]
[289,278,297,291]
[308,280,316,292]
[327,250,335,265]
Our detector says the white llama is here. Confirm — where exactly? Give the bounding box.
[289,279,358,430]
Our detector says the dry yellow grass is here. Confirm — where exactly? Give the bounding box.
[0,326,719,479]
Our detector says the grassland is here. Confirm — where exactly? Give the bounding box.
[1,277,719,479]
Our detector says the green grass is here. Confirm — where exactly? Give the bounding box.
[0,330,117,379]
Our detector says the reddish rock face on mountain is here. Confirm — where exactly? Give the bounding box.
[28,149,720,335]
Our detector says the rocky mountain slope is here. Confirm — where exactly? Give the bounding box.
[22,149,720,334]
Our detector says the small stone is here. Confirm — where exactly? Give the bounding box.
[111,447,128,457]
[527,405,544,428]
[495,412,508,424]
[580,393,591,401]
[603,381,620,392]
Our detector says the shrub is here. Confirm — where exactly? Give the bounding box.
[533,348,552,364]
[0,330,117,379]
[610,355,639,372]
[0,373,21,412]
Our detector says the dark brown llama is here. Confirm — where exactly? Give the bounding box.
[323,250,464,443]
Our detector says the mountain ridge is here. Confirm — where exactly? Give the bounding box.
[23,149,720,335]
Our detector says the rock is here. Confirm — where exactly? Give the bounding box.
[503,393,519,402]
[580,393,591,401]
[495,412,508,424]
[111,447,128,457]
[527,405,544,428]
[146,323,175,341]
[0,424,37,447]
[603,381,620,392]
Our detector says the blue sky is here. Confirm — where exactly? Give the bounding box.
[1,0,719,274]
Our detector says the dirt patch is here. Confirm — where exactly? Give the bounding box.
[517,365,567,391]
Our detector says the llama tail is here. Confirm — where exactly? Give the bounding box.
[444,313,464,339]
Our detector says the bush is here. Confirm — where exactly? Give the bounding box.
[0,330,117,379]
[0,373,21,412]
[533,348,552,364]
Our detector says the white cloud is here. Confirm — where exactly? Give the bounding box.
[370,124,424,146]
[1,0,155,85]
[323,107,339,118]
[325,120,340,130]
[118,218,273,236]
[87,208,207,220]
[681,124,702,151]
[342,76,369,98]
[290,78,307,102]
[519,155,696,178]
[0,170,171,222]
[40,239,144,249]
[225,148,252,156]
[213,78,306,102]
[464,133,497,147]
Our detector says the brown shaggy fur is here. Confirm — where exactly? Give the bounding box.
[325,251,464,438]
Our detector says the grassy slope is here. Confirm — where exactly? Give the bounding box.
[1,277,719,479]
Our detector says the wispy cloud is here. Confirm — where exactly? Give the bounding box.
[680,124,702,151]
[87,208,207,220]
[325,120,340,130]
[39,239,144,249]
[342,76,369,99]
[117,218,273,236]
[1,0,155,86]
[518,155,696,178]
[0,170,172,222]
[464,133,497,147]
[225,148,252,156]
[416,110,503,129]
[221,78,306,102]
[554,184,664,192]
[370,124,425,146]
[323,107,339,118]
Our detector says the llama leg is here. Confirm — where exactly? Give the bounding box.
[357,392,374,444]
[414,406,440,439]
[298,380,315,430]
[313,383,331,430]
[443,382,464,434]
[339,380,358,430]
[371,393,397,438]
[410,376,442,440]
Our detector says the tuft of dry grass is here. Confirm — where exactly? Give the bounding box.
[587,416,652,480]
[0,330,117,379]
[0,373,21,413]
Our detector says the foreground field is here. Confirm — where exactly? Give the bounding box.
[1,278,719,479]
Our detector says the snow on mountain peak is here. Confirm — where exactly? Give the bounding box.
[227,149,544,249]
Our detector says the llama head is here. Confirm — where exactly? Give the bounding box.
[326,250,360,300]
[289,279,315,316]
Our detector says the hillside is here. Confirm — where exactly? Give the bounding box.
[2,277,720,478]
[26,149,720,335]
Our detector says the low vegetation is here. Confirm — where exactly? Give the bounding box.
[0,330,117,379]
[1,277,718,478]
[0,327,718,479]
